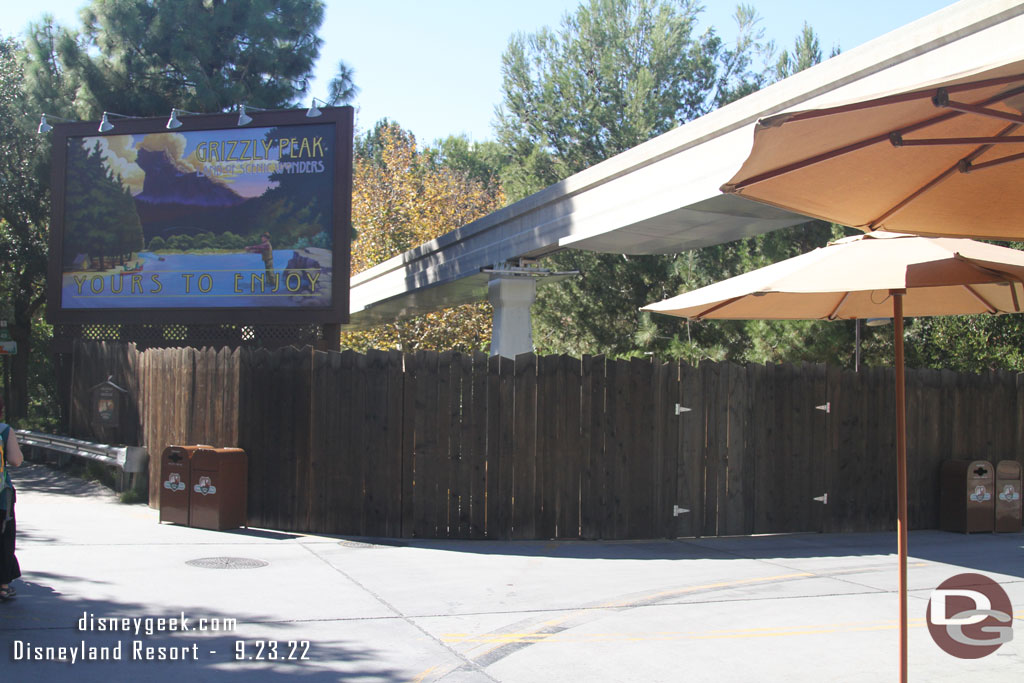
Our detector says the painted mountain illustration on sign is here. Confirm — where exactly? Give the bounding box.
[133,148,253,238]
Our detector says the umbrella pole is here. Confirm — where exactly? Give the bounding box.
[893,292,908,683]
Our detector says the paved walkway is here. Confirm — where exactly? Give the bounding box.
[1,462,1022,681]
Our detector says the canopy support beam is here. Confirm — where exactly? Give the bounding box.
[893,290,908,683]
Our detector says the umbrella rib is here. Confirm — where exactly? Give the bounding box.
[869,122,1019,229]
[934,90,1024,125]
[892,135,1024,145]
[693,296,747,320]
[962,284,999,314]
[952,256,1024,312]
[728,84,1024,193]
[826,292,851,320]
[963,149,1024,173]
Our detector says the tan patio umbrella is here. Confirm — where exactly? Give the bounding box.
[720,59,1024,240]
[642,231,1024,683]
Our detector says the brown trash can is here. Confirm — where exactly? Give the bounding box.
[159,445,198,525]
[189,447,247,531]
[994,460,1022,533]
[940,460,995,533]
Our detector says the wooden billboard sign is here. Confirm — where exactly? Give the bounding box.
[46,107,353,325]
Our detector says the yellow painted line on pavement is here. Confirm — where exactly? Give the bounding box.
[410,665,438,683]
[442,571,822,657]
[437,561,941,669]
[456,615,573,660]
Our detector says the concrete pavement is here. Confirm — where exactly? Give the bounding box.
[1,461,1022,681]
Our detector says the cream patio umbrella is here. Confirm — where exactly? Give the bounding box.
[641,231,1024,683]
[720,59,1024,240]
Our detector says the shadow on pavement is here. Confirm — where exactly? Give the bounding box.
[10,462,116,498]
[331,530,1024,580]
[1,571,409,682]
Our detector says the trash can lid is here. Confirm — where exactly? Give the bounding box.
[996,460,1022,478]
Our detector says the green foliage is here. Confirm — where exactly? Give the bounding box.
[494,0,776,196]
[355,119,408,166]
[191,232,215,250]
[293,231,331,250]
[216,231,247,250]
[327,60,359,106]
[146,235,166,251]
[427,136,507,196]
[119,487,146,504]
[83,460,116,487]
[904,314,1024,373]
[496,0,774,358]
[22,0,326,118]
[22,311,59,432]
[775,21,822,80]
[496,3,873,366]
[0,38,51,419]
[167,233,193,251]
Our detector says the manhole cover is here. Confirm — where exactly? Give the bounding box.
[185,557,269,569]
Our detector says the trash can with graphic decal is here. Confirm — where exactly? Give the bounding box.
[940,459,995,533]
[159,445,198,525]
[188,447,247,530]
[994,460,1022,533]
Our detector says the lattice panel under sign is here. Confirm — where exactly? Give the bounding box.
[54,323,323,351]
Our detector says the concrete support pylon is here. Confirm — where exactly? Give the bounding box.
[487,275,537,358]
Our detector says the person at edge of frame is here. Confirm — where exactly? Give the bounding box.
[1,395,24,601]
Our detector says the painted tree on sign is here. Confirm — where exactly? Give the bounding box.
[63,139,144,269]
[340,124,504,352]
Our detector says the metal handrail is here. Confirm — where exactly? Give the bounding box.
[14,430,148,473]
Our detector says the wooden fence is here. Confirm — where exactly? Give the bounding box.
[70,342,1024,539]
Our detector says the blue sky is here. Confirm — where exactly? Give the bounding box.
[6,1,958,144]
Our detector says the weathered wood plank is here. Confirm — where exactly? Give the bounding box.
[384,350,405,538]
[485,354,503,538]
[677,361,703,538]
[512,353,537,539]
[722,362,745,536]
[580,355,604,539]
[362,350,389,536]
[558,355,581,538]
[536,354,559,539]
[495,355,515,539]
[400,352,418,538]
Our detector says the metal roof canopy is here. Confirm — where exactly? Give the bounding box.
[347,0,1024,329]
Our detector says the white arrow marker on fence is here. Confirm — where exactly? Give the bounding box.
[815,402,830,413]
[813,493,828,505]
[673,505,690,516]
[675,404,692,415]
